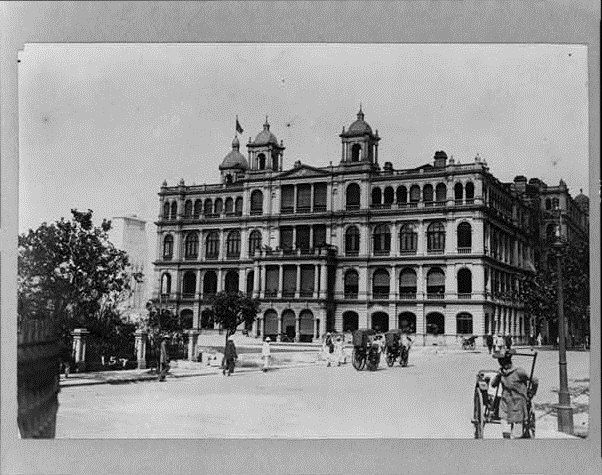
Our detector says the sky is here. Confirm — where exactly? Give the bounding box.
[19,43,589,248]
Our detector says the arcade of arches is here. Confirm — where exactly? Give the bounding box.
[258,308,318,342]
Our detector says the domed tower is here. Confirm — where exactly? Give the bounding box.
[219,135,249,185]
[247,117,285,172]
[339,105,381,166]
[574,189,590,215]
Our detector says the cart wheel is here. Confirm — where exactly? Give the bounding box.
[473,387,485,439]
[366,352,380,371]
[351,348,366,371]
[386,354,395,367]
[400,348,409,367]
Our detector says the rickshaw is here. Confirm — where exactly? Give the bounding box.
[384,330,411,367]
[472,350,537,439]
[461,335,477,350]
[351,329,381,371]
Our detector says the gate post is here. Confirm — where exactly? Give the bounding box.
[187,329,199,361]
[135,329,147,369]
[71,328,89,372]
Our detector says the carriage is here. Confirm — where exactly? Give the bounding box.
[384,330,411,367]
[351,329,381,371]
[472,351,537,439]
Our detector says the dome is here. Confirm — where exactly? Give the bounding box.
[219,136,249,170]
[574,189,589,211]
[253,118,279,146]
[342,106,373,137]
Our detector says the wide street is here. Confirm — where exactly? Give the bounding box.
[55,348,589,439]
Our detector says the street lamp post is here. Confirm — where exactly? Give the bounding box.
[553,207,574,435]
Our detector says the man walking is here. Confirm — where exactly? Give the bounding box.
[486,334,494,354]
[158,335,169,382]
[223,339,238,376]
[262,337,271,372]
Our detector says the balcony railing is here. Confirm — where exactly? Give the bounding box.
[424,201,434,207]
[457,247,471,254]
[457,293,472,299]
[163,254,173,261]
[226,253,240,260]
[408,202,419,208]
[427,248,444,254]
[250,209,263,216]
[280,206,294,214]
[182,292,195,300]
[184,254,198,260]
[427,293,445,299]
[400,249,417,255]
[300,290,315,298]
[296,206,311,213]
[264,290,278,298]
[345,250,359,257]
[435,200,446,207]
[374,250,391,256]
[399,292,417,300]
[344,292,358,299]
[313,205,327,212]
[455,199,463,205]
[373,292,390,300]
[205,254,219,260]
[465,198,474,205]
[282,291,295,298]
[346,204,360,211]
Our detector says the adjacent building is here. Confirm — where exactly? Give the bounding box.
[152,108,589,346]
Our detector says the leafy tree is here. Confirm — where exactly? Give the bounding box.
[520,238,589,340]
[209,291,260,347]
[18,209,142,343]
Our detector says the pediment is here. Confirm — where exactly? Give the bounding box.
[278,164,331,179]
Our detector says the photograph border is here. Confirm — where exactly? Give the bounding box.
[1,2,600,473]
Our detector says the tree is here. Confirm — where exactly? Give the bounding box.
[209,291,260,347]
[520,238,590,341]
[18,209,142,343]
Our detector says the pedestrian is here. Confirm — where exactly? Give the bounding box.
[494,334,504,354]
[323,332,335,367]
[505,332,512,350]
[262,337,271,372]
[486,334,494,354]
[537,332,542,347]
[223,339,238,376]
[60,339,72,378]
[334,335,345,366]
[490,350,539,439]
[585,334,589,350]
[158,335,169,382]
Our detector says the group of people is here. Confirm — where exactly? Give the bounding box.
[322,332,346,367]
[485,333,514,354]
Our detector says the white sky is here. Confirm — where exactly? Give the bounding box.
[19,43,589,240]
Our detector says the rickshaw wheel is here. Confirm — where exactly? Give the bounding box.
[351,348,366,371]
[400,348,409,367]
[386,354,395,367]
[473,386,485,439]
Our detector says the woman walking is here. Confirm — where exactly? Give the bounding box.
[223,339,238,376]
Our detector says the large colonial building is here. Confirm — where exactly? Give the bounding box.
[152,108,589,346]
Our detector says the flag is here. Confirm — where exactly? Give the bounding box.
[236,116,243,134]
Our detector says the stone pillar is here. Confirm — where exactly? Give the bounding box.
[392,222,399,257]
[296,265,301,298]
[217,268,223,292]
[417,220,425,255]
[187,329,199,361]
[277,314,283,341]
[320,264,328,299]
[319,308,327,336]
[71,328,89,372]
[252,318,258,337]
[314,317,319,339]
[262,265,268,299]
[253,264,260,298]
[295,316,301,342]
[314,264,320,298]
[135,329,147,369]
[278,265,284,298]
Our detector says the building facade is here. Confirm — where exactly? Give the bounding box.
[152,108,588,346]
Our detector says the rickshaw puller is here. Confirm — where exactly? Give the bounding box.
[490,350,539,439]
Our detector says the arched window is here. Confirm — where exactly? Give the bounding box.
[457,268,472,296]
[456,313,473,334]
[372,269,390,299]
[250,190,263,215]
[346,183,361,210]
[399,268,417,298]
[224,270,239,293]
[226,230,241,258]
[193,199,202,218]
[182,271,196,296]
[351,143,362,162]
[399,223,417,253]
[235,197,243,215]
[248,230,262,257]
[299,310,314,342]
[383,186,394,205]
[426,267,445,296]
[225,197,234,215]
[163,202,170,219]
[546,223,556,240]
[345,226,360,256]
[427,222,445,252]
[344,269,359,298]
[426,312,444,335]
[396,186,407,204]
[435,183,447,203]
[170,201,178,220]
[398,312,416,333]
[163,234,173,259]
[457,222,472,250]
[409,185,420,204]
[373,224,391,255]
[161,273,171,295]
[545,198,551,210]
[282,309,296,339]
[184,200,193,218]
[214,198,223,215]
[258,153,266,170]
[202,271,217,296]
[465,182,474,202]
[184,232,199,259]
[203,199,213,216]
[205,231,220,259]
[423,184,434,204]
[343,311,359,332]
[454,183,464,202]
[225,174,233,186]
[371,312,389,332]
[371,187,382,206]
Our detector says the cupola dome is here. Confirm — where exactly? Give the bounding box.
[219,135,249,170]
[253,117,279,146]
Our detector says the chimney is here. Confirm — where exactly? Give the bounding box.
[434,151,447,168]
